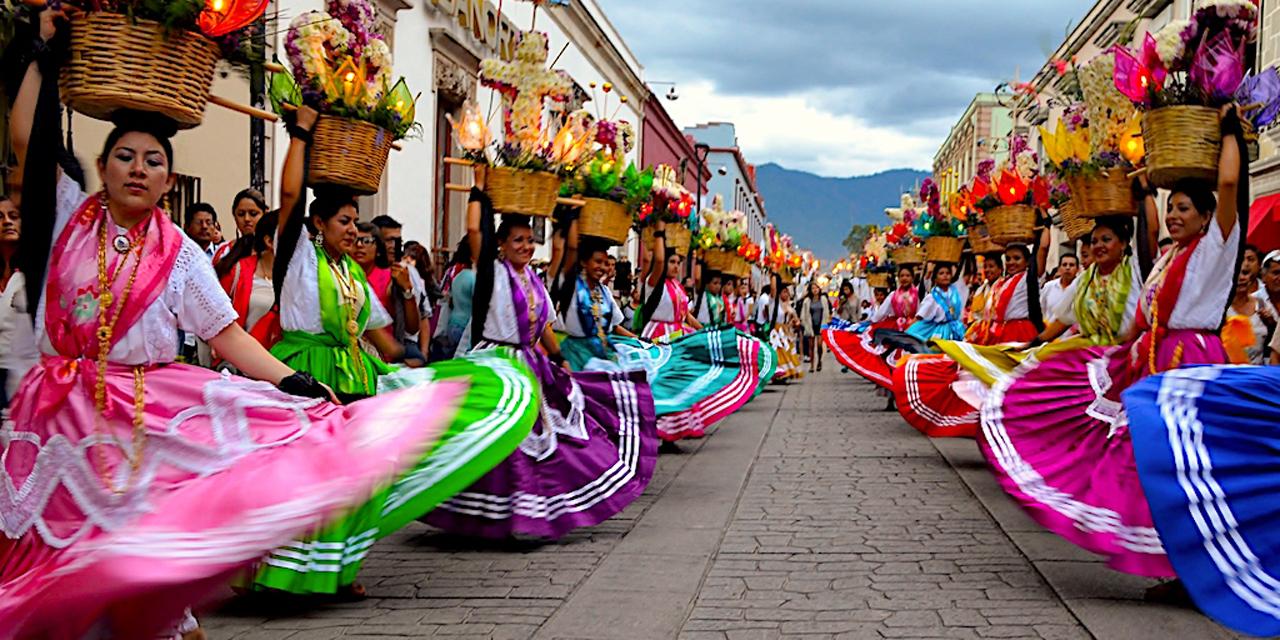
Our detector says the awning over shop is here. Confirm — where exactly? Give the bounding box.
[1249,193,1280,252]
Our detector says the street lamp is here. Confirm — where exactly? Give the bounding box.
[693,142,711,279]
[647,81,679,101]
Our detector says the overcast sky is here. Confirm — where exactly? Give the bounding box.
[595,0,1095,178]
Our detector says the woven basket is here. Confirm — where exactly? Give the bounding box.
[986,205,1036,246]
[780,269,795,285]
[60,13,221,129]
[1142,106,1222,189]
[1068,171,1135,218]
[704,249,736,273]
[867,273,890,289]
[732,256,752,278]
[308,116,394,195]
[1059,199,1096,241]
[487,167,562,217]
[891,245,924,265]
[643,225,692,257]
[924,237,964,264]
[968,224,999,254]
[579,198,632,245]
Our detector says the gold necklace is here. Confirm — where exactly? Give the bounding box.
[589,283,609,348]
[516,267,539,343]
[91,206,150,494]
[324,252,369,391]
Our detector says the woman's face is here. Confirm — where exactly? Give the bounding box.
[808,282,820,297]
[1238,265,1255,292]
[665,253,682,279]
[352,229,378,266]
[1090,226,1126,270]
[582,250,609,284]
[500,225,536,268]
[97,131,174,216]
[934,266,953,288]
[0,200,20,243]
[739,281,750,297]
[1243,249,1261,279]
[841,284,853,298]
[1005,249,1028,275]
[1166,192,1210,244]
[983,258,1002,282]
[233,196,265,237]
[315,205,358,256]
[779,287,791,302]
[897,268,914,288]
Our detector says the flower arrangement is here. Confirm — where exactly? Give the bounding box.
[1114,0,1258,108]
[737,239,762,264]
[696,195,749,251]
[271,0,417,139]
[480,30,573,171]
[966,138,1051,213]
[911,178,965,239]
[558,108,651,210]
[1238,66,1280,129]
[638,164,695,226]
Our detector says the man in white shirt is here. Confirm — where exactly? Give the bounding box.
[1254,250,1280,333]
[754,284,773,329]
[1040,253,1078,323]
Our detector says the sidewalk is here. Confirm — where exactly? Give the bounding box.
[203,371,1242,640]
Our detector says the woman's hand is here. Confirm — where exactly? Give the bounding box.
[296,104,319,131]
[39,6,66,42]
[654,219,666,233]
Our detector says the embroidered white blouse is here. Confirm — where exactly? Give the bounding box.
[1051,256,1144,337]
[277,226,391,334]
[917,279,969,323]
[35,175,238,366]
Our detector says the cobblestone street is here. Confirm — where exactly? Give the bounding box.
[203,371,1242,640]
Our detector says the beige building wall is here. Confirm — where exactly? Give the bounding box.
[70,69,253,234]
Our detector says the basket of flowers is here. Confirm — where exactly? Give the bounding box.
[911,179,965,263]
[640,164,695,256]
[1113,2,1256,188]
[696,194,749,272]
[1040,59,1140,217]
[1059,198,1096,241]
[560,110,648,243]
[56,0,267,128]
[272,0,419,194]
[969,147,1048,246]
[441,29,578,214]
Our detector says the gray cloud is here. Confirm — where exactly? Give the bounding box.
[596,0,1092,130]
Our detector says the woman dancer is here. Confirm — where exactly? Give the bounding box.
[217,210,281,355]
[423,197,657,539]
[981,106,1242,579]
[905,262,968,343]
[557,237,638,371]
[798,280,830,372]
[894,235,1048,437]
[251,107,538,596]
[0,18,507,633]
[825,267,917,391]
[633,221,765,443]
[693,268,727,328]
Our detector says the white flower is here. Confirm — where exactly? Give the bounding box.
[1153,19,1192,67]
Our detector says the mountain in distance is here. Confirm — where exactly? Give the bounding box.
[754,163,932,263]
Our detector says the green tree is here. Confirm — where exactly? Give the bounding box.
[843,223,877,255]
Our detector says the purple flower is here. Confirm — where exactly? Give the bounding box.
[1238,67,1280,127]
[977,159,996,181]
